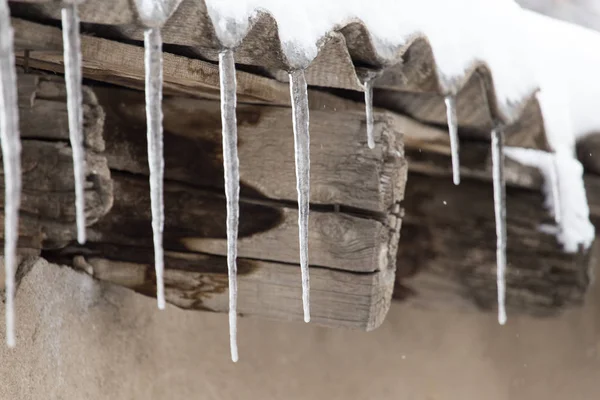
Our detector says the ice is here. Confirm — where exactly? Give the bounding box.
[289,69,311,323]
[0,0,23,347]
[143,27,166,310]
[364,79,375,149]
[550,155,562,224]
[219,49,240,363]
[444,95,460,185]
[491,128,507,325]
[61,4,86,244]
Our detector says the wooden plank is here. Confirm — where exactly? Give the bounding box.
[44,249,394,330]
[83,172,399,274]
[1,73,113,251]
[94,86,405,214]
[10,18,291,105]
[395,118,598,316]
[396,172,595,316]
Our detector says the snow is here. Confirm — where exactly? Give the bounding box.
[219,49,240,362]
[1,0,23,347]
[205,0,536,114]
[505,147,595,253]
[133,0,183,28]
[143,27,166,311]
[61,4,86,245]
[444,96,460,186]
[289,69,311,323]
[491,129,507,326]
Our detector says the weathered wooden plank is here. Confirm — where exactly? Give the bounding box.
[395,119,598,316]
[82,172,398,274]
[396,172,595,316]
[10,18,292,105]
[94,86,405,214]
[0,73,113,251]
[43,248,394,330]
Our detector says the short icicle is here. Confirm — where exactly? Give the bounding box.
[491,127,507,325]
[364,79,375,149]
[61,3,86,244]
[0,0,23,347]
[444,95,460,185]
[289,69,311,323]
[218,49,240,363]
[550,155,562,224]
[143,27,166,310]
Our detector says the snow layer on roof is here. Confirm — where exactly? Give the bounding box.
[206,0,537,118]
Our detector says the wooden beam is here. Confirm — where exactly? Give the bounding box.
[94,86,404,214]
[44,249,394,331]
[9,72,402,330]
[396,118,598,316]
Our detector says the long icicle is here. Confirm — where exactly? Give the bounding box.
[144,27,166,310]
[218,49,239,362]
[444,95,460,185]
[289,69,310,323]
[364,79,375,149]
[491,127,507,325]
[550,155,562,224]
[0,0,23,347]
[61,3,86,244]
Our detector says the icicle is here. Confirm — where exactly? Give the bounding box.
[289,69,310,323]
[218,49,240,363]
[364,79,375,149]
[491,128,507,325]
[549,155,562,224]
[143,27,166,310]
[0,0,23,347]
[444,95,460,185]
[61,3,86,244]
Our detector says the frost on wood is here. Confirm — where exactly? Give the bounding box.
[444,95,460,185]
[144,27,166,310]
[0,0,22,347]
[491,128,507,326]
[289,69,311,323]
[364,79,375,149]
[219,49,240,363]
[61,3,86,245]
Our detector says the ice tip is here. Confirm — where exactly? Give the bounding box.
[77,231,86,245]
[367,138,375,150]
[498,312,507,326]
[6,335,15,348]
[304,313,311,323]
[231,349,239,363]
[157,297,166,310]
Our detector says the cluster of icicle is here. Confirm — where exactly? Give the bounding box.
[1,0,87,348]
[0,0,560,358]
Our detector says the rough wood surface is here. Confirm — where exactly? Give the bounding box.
[94,86,404,214]
[8,73,403,330]
[396,119,599,315]
[6,66,596,322]
[396,173,595,316]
